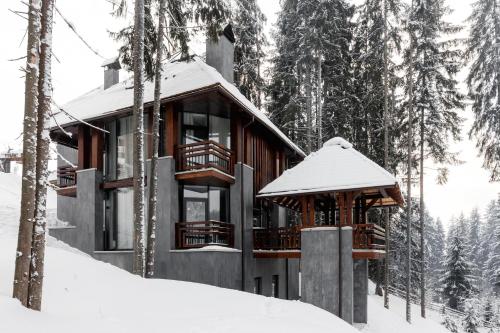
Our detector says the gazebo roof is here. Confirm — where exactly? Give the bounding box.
[258,137,404,207]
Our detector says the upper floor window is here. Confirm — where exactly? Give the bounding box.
[178,94,231,148]
[181,185,229,222]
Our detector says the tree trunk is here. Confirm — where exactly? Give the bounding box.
[146,0,166,278]
[13,0,41,307]
[383,0,390,309]
[306,62,312,153]
[28,0,55,311]
[316,51,322,147]
[419,93,425,318]
[406,10,415,323]
[132,0,146,277]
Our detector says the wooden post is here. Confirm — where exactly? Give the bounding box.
[338,193,345,226]
[78,125,90,170]
[308,196,315,226]
[301,196,308,227]
[346,191,354,226]
[166,103,176,157]
[91,127,103,171]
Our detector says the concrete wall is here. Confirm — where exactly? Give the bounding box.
[51,168,102,254]
[353,259,368,323]
[340,227,354,324]
[94,251,134,272]
[301,227,340,315]
[206,34,234,83]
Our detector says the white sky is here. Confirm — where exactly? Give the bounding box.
[0,0,498,226]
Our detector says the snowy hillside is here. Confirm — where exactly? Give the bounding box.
[0,172,450,333]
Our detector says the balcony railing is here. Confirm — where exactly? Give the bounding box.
[175,220,234,249]
[253,226,301,251]
[353,223,385,251]
[57,165,77,187]
[176,140,234,176]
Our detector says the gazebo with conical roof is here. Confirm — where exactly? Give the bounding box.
[253,137,404,324]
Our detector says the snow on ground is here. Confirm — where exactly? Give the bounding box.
[0,172,450,333]
[357,282,450,333]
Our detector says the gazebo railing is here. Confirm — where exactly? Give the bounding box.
[352,223,385,251]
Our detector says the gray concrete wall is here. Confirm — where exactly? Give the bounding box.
[94,251,134,272]
[301,227,340,315]
[353,259,368,323]
[168,250,242,289]
[340,227,354,324]
[287,258,301,300]
[51,168,102,254]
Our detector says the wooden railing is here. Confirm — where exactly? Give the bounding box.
[57,165,77,187]
[176,140,234,175]
[352,223,385,251]
[253,226,301,251]
[175,221,234,249]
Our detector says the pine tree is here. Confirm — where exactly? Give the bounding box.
[28,0,55,310]
[485,207,500,294]
[233,0,267,107]
[442,218,475,310]
[479,200,497,287]
[146,0,166,279]
[463,299,481,333]
[466,0,500,181]
[132,0,146,277]
[442,315,460,333]
[13,0,41,307]
[426,216,445,302]
[404,0,465,317]
[467,208,482,291]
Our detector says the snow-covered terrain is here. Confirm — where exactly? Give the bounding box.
[0,172,450,333]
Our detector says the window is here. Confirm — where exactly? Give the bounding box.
[254,277,262,295]
[178,95,231,148]
[272,275,279,298]
[253,200,272,228]
[182,185,229,222]
[103,188,134,250]
[105,114,149,181]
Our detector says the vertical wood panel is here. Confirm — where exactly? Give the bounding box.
[91,127,103,171]
[166,103,176,157]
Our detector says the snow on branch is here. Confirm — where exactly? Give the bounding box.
[54,6,105,59]
[52,101,109,134]
[50,145,77,169]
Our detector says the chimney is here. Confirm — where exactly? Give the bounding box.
[101,56,121,90]
[206,24,235,83]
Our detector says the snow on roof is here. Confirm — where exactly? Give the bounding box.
[101,56,119,67]
[52,57,305,157]
[258,137,399,197]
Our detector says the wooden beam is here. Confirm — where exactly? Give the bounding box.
[301,196,308,227]
[308,196,315,227]
[91,128,103,171]
[166,103,176,157]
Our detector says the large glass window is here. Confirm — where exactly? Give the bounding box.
[103,188,134,250]
[182,185,229,222]
[105,114,150,181]
[179,95,231,148]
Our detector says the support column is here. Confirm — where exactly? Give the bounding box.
[353,259,368,323]
[340,225,354,324]
[301,227,340,315]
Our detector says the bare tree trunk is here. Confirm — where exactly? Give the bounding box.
[132,0,146,277]
[306,62,312,153]
[316,51,322,147]
[13,0,41,307]
[28,0,54,311]
[146,0,166,278]
[406,3,415,322]
[419,94,425,318]
[383,0,390,309]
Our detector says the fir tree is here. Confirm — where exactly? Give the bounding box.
[442,219,475,310]
[233,0,267,108]
[485,206,500,294]
[467,208,482,290]
[463,299,481,333]
[466,0,500,181]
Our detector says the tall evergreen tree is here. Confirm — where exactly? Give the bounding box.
[485,205,500,294]
[233,0,267,108]
[467,208,482,290]
[426,217,445,301]
[462,299,481,333]
[466,0,500,181]
[404,0,465,316]
[442,218,475,310]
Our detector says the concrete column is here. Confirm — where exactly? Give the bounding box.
[155,156,178,277]
[353,259,368,323]
[340,226,353,324]
[301,227,340,315]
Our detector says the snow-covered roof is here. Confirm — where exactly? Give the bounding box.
[258,137,401,201]
[52,57,305,157]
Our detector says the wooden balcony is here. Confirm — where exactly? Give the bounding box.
[175,140,235,185]
[252,226,301,258]
[252,223,386,259]
[175,220,235,249]
[352,223,386,259]
[54,165,77,197]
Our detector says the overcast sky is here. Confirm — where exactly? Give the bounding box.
[0,0,498,226]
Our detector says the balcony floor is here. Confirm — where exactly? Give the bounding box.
[175,167,235,186]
